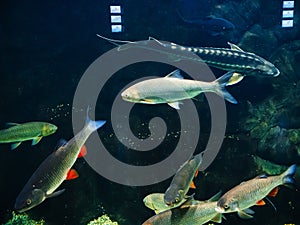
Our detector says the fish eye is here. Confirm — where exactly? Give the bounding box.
[223,204,229,209]
[26,199,32,205]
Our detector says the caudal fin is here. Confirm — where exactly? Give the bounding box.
[213,72,238,104]
[85,107,106,131]
[282,164,297,185]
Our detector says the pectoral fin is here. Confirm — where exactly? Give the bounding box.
[190,181,196,189]
[211,213,222,223]
[66,169,79,180]
[11,142,22,150]
[168,101,182,109]
[237,209,254,219]
[47,189,65,198]
[78,145,87,158]
[268,187,279,197]
[194,170,199,177]
[32,136,42,145]
[256,199,266,206]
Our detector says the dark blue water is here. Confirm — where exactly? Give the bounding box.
[1,0,299,224]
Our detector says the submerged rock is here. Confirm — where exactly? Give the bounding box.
[241,40,300,164]
[239,24,278,58]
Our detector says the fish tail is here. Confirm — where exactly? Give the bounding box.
[85,107,106,131]
[282,164,297,185]
[213,72,238,104]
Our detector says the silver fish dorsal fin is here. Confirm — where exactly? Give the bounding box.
[168,101,182,110]
[228,42,244,52]
[165,69,183,79]
[207,190,222,202]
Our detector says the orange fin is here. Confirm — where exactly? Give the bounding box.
[256,199,266,206]
[78,145,87,158]
[190,181,196,189]
[66,169,79,180]
[268,187,279,197]
[194,170,199,177]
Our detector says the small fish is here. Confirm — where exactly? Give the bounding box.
[0,122,57,150]
[14,108,106,212]
[177,10,235,36]
[97,35,280,77]
[143,193,189,214]
[142,192,223,225]
[215,164,296,219]
[164,152,203,207]
[121,70,237,109]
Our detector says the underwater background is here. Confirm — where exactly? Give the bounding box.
[1,0,300,224]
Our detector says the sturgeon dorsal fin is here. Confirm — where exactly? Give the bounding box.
[165,69,183,79]
[148,37,166,47]
[228,42,244,52]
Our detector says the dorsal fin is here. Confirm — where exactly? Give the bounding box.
[228,42,244,52]
[148,37,166,47]
[165,69,183,79]
[257,174,268,179]
[96,34,137,51]
[56,139,68,149]
[207,190,222,202]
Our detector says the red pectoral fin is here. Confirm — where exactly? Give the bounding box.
[268,187,279,197]
[78,145,87,158]
[194,170,199,177]
[256,199,266,206]
[190,181,196,189]
[66,169,79,180]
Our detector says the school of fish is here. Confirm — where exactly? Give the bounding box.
[2,34,296,225]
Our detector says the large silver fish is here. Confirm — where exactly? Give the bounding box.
[121,70,237,109]
[14,109,106,212]
[0,122,57,150]
[164,152,203,207]
[215,164,296,219]
[97,35,280,77]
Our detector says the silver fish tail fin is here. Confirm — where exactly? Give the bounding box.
[85,107,106,131]
[213,72,238,104]
[282,164,297,185]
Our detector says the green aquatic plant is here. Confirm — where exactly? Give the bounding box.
[87,214,118,225]
[4,212,45,225]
